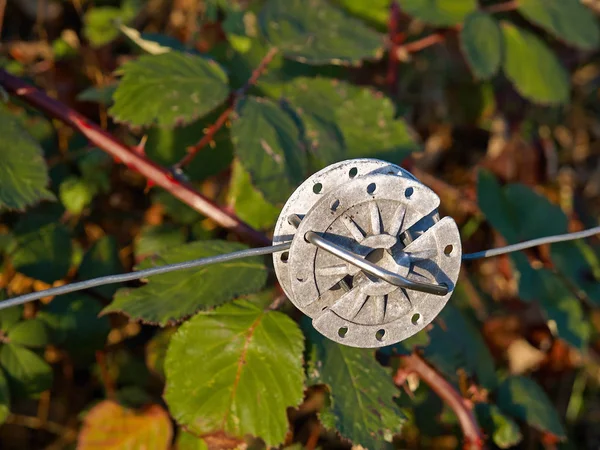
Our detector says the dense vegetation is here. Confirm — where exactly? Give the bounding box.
[1,0,600,449]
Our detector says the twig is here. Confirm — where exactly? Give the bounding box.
[398,353,485,450]
[174,47,279,170]
[6,413,75,437]
[96,350,116,399]
[386,1,403,91]
[0,69,270,247]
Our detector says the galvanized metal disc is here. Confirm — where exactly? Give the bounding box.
[272,159,417,301]
[273,158,462,348]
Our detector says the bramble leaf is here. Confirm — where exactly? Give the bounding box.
[176,431,208,450]
[78,236,124,298]
[0,370,9,424]
[460,12,502,79]
[78,400,173,449]
[307,324,405,449]
[109,52,230,128]
[7,319,49,348]
[102,240,267,326]
[517,0,599,51]
[496,376,565,440]
[402,0,477,26]
[475,403,522,449]
[59,176,97,215]
[0,305,22,333]
[231,96,308,204]
[134,224,186,260]
[259,0,384,65]
[0,106,54,211]
[83,0,141,47]
[282,77,419,169]
[501,23,570,105]
[333,0,390,29]
[0,343,53,397]
[164,299,305,446]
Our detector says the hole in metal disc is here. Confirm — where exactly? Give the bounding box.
[405,187,414,198]
[349,167,358,178]
[297,276,305,282]
[367,183,376,194]
[338,326,348,337]
[281,251,289,262]
[322,306,328,311]
[444,245,453,256]
[331,199,340,212]
[313,183,323,194]
[376,329,385,341]
[411,313,421,325]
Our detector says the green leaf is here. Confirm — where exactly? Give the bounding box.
[144,111,234,182]
[307,325,404,449]
[7,319,49,348]
[475,403,522,449]
[517,0,599,51]
[0,305,22,333]
[134,224,186,260]
[78,236,124,298]
[151,191,203,225]
[12,223,72,284]
[496,376,566,439]
[227,159,280,230]
[176,431,208,450]
[402,0,477,26]
[0,343,53,397]
[259,0,384,65]
[231,96,307,204]
[59,176,97,215]
[460,12,502,79]
[77,84,118,106]
[145,328,176,379]
[333,0,390,29]
[83,0,141,48]
[424,303,497,389]
[0,369,9,424]
[164,299,305,446]
[0,106,54,211]
[103,240,268,326]
[282,77,419,169]
[109,52,230,128]
[501,23,570,105]
[38,294,110,359]
[119,24,186,54]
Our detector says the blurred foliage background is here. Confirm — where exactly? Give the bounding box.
[1,0,600,449]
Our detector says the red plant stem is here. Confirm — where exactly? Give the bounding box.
[174,47,280,170]
[398,354,485,450]
[0,69,271,247]
[386,1,403,91]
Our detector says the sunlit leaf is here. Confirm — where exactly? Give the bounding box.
[475,403,522,449]
[135,224,186,260]
[176,430,208,450]
[164,299,305,446]
[333,0,390,29]
[103,240,267,326]
[402,0,477,26]
[78,400,173,449]
[259,0,384,65]
[0,106,54,211]
[109,52,230,128]
[7,319,49,348]
[59,176,97,215]
[83,0,141,47]
[501,23,570,105]
[460,12,502,79]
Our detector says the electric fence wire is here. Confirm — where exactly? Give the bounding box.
[1,225,599,311]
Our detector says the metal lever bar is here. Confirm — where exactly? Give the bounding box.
[288,215,449,296]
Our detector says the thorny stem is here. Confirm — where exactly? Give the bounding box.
[398,353,485,450]
[0,69,271,247]
[386,1,403,91]
[173,47,280,170]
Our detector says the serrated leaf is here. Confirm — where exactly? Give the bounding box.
[7,319,49,348]
[11,223,72,284]
[38,294,110,359]
[231,96,307,204]
[103,240,267,326]
[402,0,477,26]
[501,23,570,105]
[59,176,97,215]
[460,12,502,79]
[424,303,497,389]
[227,159,280,230]
[259,0,384,65]
[496,376,565,439]
[78,236,124,298]
[0,369,9,424]
[517,0,599,51]
[78,400,173,449]
[109,52,230,128]
[0,343,52,397]
[135,224,186,260]
[307,325,404,449]
[0,107,54,210]
[475,403,522,449]
[282,77,419,170]
[0,305,22,333]
[164,299,305,446]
